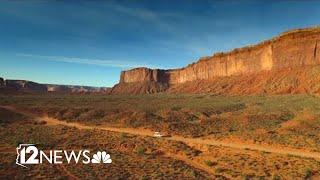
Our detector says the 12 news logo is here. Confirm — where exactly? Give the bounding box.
[16,144,112,168]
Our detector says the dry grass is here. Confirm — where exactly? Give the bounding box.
[1,94,320,150]
[1,94,320,179]
[0,108,211,179]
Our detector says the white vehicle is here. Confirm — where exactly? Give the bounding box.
[153,132,163,138]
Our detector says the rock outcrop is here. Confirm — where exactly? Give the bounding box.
[112,27,320,94]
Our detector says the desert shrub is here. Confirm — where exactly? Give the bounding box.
[171,106,182,111]
[215,168,224,173]
[185,169,197,178]
[136,146,146,155]
[61,108,85,120]
[0,108,27,124]
[243,174,255,180]
[304,169,313,179]
[119,132,128,143]
[272,174,281,180]
[78,109,106,120]
[204,160,216,167]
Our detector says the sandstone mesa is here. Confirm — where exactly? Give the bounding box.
[111,27,320,95]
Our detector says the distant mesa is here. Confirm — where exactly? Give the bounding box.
[46,84,109,93]
[110,26,320,95]
[0,78,110,94]
[0,79,47,94]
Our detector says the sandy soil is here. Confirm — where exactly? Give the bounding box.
[2,105,320,176]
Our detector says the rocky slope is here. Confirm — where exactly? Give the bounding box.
[111,27,320,94]
[168,65,320,95]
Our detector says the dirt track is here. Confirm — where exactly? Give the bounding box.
[2,106,320,165]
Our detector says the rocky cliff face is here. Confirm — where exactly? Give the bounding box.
[113,27,320,94]
[120,68,169,83]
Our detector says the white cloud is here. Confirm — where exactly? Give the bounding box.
[17,53,162,69]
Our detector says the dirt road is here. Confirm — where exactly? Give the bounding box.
[2,106,320,162]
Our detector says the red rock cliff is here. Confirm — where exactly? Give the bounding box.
[114,27,320,94]
[120,68,168,83]
[120,27,320,83]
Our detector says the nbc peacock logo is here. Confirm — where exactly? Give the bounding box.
[91,151,112,164]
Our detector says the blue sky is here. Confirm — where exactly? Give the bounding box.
[0,0,320,87]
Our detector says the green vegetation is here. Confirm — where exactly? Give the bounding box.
[136,146,146,155]
[305,169,313,179]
